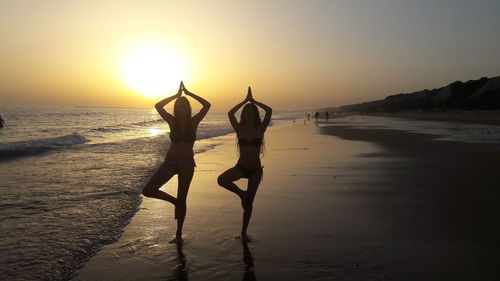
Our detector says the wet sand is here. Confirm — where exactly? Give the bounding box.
[320,124,500,280]
[367,111,500,125]
[72,122,500,281]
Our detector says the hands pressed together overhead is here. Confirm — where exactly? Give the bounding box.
[245,86,255,103]
[175,81,194,98]
[177,81,256,104]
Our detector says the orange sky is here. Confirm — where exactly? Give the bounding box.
[1,0,499,110]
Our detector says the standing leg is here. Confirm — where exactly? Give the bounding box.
[241,169,262,241]
[142,162,177,204]
[175,163,195,240]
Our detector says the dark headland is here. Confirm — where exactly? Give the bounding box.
[327,76,500,125]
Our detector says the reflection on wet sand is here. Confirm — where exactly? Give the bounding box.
[242,241,256,281]
[167,240,256,281]
[171,242,188,281]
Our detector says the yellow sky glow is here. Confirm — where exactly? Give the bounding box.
[1,1,499,110]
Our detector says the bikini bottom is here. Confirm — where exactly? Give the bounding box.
[236,163,263,179]
[164,158,196,174]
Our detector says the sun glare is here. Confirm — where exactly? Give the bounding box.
[120,41,188,98]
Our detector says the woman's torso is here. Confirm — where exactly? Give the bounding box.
[166,122,197,160]
[236,127,264,168]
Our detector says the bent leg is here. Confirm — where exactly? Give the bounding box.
[175,164,195,238]
[242,169,262,238]
[142,162,177,204]
[217,166,246,199]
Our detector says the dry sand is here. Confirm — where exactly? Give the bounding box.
[72,121,500,281]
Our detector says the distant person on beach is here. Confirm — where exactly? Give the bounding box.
[142,81,210,243]
[217,87,272,241]
[314,111,319,122]
[325,111,329,121]
[0,115,4,128]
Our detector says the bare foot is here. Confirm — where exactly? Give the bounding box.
[240,190,247,210]
[169,236,183,244]
[240,233,252,242]
[173,199,178,220]
[174,206,180,220]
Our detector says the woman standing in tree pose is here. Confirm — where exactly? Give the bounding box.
[142,81,210,243]
[217,87,272,241]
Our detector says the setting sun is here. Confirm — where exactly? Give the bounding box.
[119,41,188,98]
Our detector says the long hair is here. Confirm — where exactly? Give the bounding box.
[237,103,265,154]
[173,96,192,132]
[240,103,261,127]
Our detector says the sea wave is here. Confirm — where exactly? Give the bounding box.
[128,118,164,127]
[0,133,89,160]
[86,118,163,133]
[0,113,299,161]
[87,126,128,133]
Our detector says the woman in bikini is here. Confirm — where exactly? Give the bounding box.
[142,81,210,243]
[217,87,272,241]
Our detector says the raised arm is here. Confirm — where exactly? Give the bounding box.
[228,87,251,130]
[155,82,183,124]
[183,82,211,124]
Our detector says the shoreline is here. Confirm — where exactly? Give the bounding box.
[72,121,499,281]
[361,111,500,125]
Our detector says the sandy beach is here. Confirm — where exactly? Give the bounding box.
[72,121,500,281]
[366,111,500,125]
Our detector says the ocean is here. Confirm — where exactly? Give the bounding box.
[0,105,299,281]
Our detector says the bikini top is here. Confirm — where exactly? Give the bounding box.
[238,137,263,147]
[170,128,196,143]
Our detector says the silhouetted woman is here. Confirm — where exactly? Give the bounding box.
[142,81,210,243]
[217,87,272,241]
